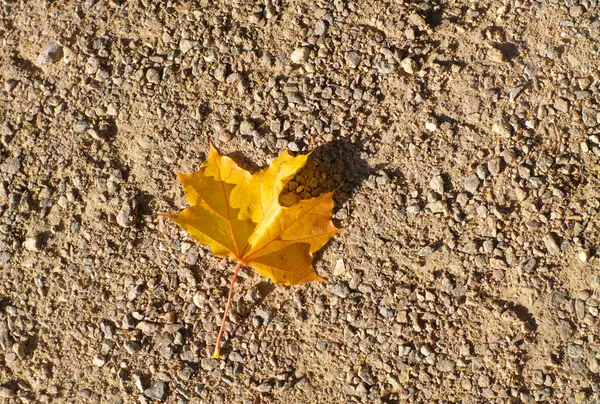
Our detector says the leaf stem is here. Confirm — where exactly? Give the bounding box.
[213,261,243,358]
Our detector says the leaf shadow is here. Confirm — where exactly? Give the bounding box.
[295,138,377,199]
[226,151,262,172]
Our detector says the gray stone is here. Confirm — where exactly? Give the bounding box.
[0,252,12,265]
[1,157,21,175]
[478,375,491,388]
[543,233,560,255]
[418,245,435,257]
[588,358,600,373]
[288,141,300,152]
[239,120,254,136]
[487,158,502,176]
[214,64,228,81]
[567,344,582,358]
[73,119,90,134]
[345,51,361,69]
[406,205,421,214]
[200,357,218,371]
[128,284,144,301]
[256,381,273,393]
[145,382,167,401]
[179,39,197,54]
[476,164,488,179]
[500,148,517,164]
[35,42,63,66]
[427,201,446,213]
[355,382,368,396]
[85,57,100,75]
[116,199,134,227]
[379,307,395,318]
[136,321,160,335]
[124,341,141,354]
[315,20,328,36]
[437,359,455,372]
[178,366,194,381]
[578,249,591,262]
[328,283,350,298]
[464,175,481,194]
[536,153,554,171]
[518,165,531,180]
[575,299,585,320]
[358,366,376,384]
[228,351,244,362]
[570,5,585,17]
[582,107,599,127]
[554,98,569,113]
[408,13,427,27]
[461,241,479,255]
[146,69,161,84]
[493,121,512,138]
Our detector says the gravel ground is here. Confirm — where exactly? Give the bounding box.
[1,0,600,403]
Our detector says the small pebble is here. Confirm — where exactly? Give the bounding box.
[333,259,346,276]
[567,344,583,358]
[345,51,361,69]
[124,341,142,354]
[144,382,167,401]
[73,119,90,134]
[464,175,481,194]
[328,283,350,298]
[256,381,273,393]
[146,69,161,84]
[214,64,229,81]
[290,47,310,64]
[92,355,106,367]
[429,175,444,194]
[487,158,502,176]
[401,57,415,74]
[179,39,197,54]
[315,20,328,36]
[543,233,560,255]
[425,121,437,132]
[35,42,62,66]
[0,387,16,398]
[578,249,590,262]
[24,236,40,252]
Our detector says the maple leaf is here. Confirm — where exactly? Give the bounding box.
[161,143,341,357]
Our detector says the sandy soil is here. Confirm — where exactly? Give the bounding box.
[1,0,600,402]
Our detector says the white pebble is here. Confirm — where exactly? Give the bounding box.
[290,47,310,64]
[425,121,437,132]
[401,57,415,74]
[578,250,590,263]
[92,355,106,367]
[24,237,40,252]
[333,259,346,276]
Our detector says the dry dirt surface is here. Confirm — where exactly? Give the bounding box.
[1,0,600,403]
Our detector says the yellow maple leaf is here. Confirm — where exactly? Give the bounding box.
[161,143,341,357]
